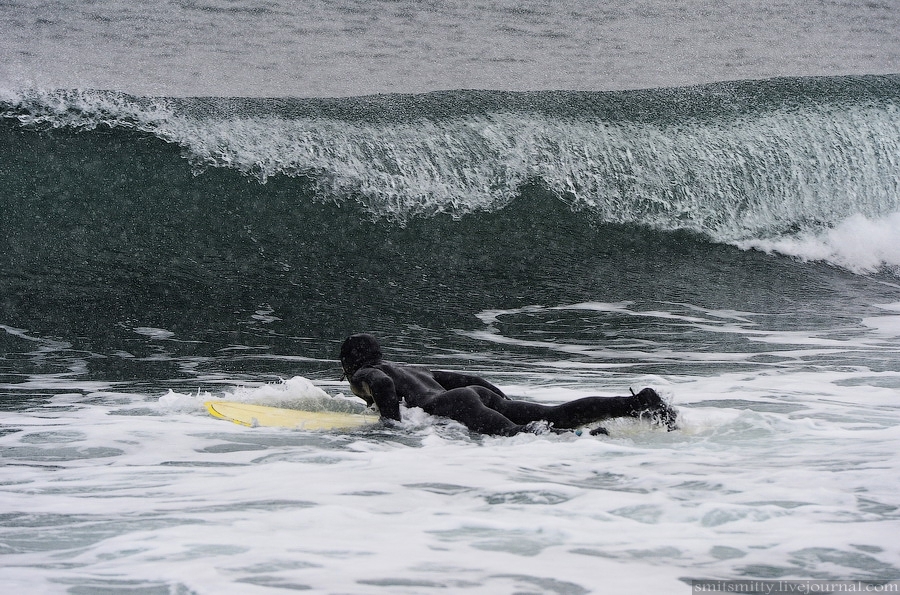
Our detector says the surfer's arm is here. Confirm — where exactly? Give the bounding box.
[431,370,511,400]
[350,368,402,422]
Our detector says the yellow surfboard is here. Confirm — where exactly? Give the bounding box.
[205,401,377,430]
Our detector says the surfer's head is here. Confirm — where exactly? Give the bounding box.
[340,333,383,379]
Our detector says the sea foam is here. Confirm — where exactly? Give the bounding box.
[737,211,900,274]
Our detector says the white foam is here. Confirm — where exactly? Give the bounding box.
[158,388,214,412]
[738,211,900,274]
[865,303,900,336]
[5,372,899,594]
[133,326,176,340]
[158,376,370,414]
[4,311,900,592]
[862,314,900,336]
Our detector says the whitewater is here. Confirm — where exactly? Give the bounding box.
[2,1,900,594]
[3,306,900,593]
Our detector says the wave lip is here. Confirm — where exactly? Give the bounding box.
[1,88,176,131]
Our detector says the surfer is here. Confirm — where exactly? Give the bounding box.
[340,333,676,436]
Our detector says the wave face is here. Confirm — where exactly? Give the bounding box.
[2,75,900,350]
[4,74,899,243]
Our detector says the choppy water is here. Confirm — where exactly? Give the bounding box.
[2,1,900,593]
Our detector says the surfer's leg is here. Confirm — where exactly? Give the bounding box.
[480,387,677,430]
[549,388,676,429]
[424,388,524,436]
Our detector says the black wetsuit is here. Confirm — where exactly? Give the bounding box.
[341,334,674,436]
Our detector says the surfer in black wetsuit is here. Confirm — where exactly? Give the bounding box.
[340,333,677,436]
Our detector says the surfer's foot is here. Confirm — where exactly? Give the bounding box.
[631,388,678,431]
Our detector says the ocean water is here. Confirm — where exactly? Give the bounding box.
[2,1,900,594]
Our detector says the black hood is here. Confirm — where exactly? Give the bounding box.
[340,333,383,377]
